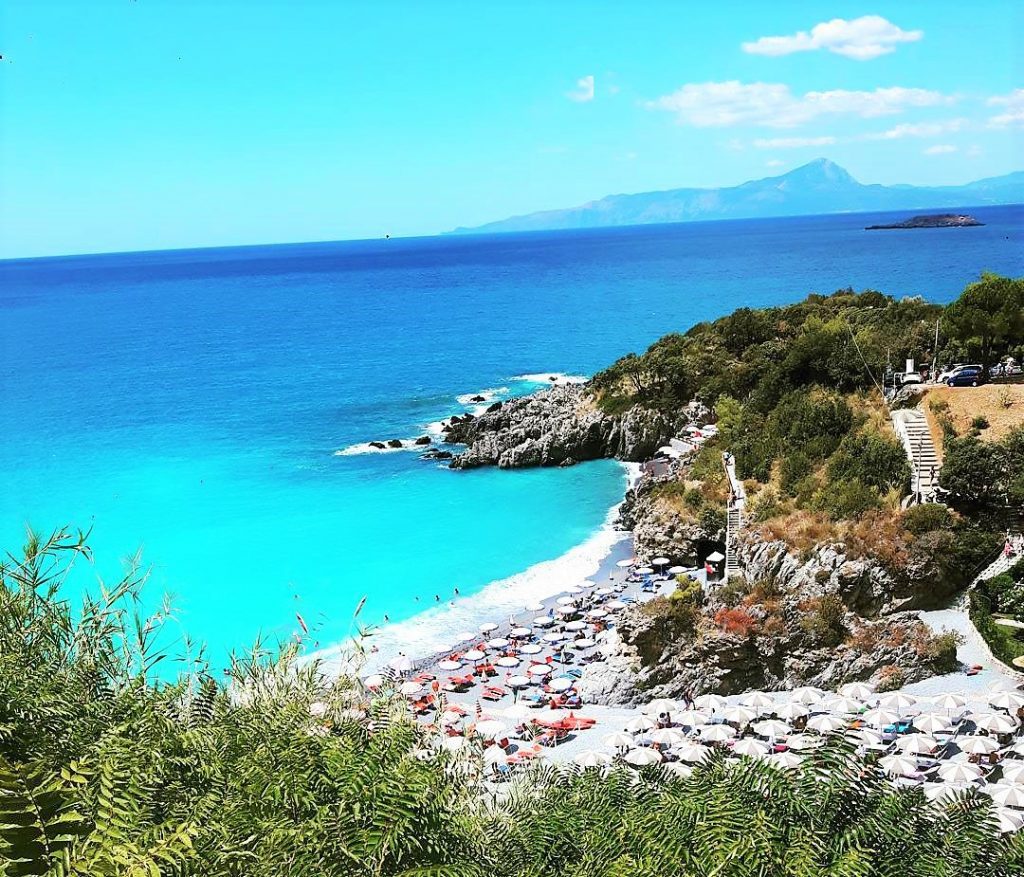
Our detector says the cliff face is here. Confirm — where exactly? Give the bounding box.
[444,384,679,469]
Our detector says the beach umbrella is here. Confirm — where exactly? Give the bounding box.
[554,605,576,616]
[572,638,596,649]
[668,565,687,575]
[606,600,627,611]
[625,715,657,733]
[776,702,809,721]
[766,751,804,770]
[437,659,463,671]
[701,724,736,742]
[878,692,917,711]
[753,719,792,738]
[603,731,635,749]
[564,585,584,595]
[990,691,1024,711]
[495,656,520,668]
[695,694,727,712]
[596,587,616,596]
[475,720,508,739]
[705,552,724,563]
[487,638,510,650]
[825,696,865,714]
[807,714,848,734]
[958,735,1000,755]
[564,620,587,631]
[542,632,566,643]
[441,736,467,752]
[674,743,712,763]
[674,709,710,728]
[839,682,874,700]
[440,710,464,726]
[507,675,531,688]
[931,692,968,711]
[913,712,952,734]
[520,643,543,655]
[785,734,822,751]
[895,733,939,755]
[527,664,552,677]
[399,681,422,697]
[525,602,545,612]
[635,567,654,575]
[989,785,1024,808]
[479,622,498,633]
[662,761,693,778]
[789,686,825,705]
[1003,764,1024,784]
[973,712,1019,734]
[1010,740,1024,757]
[732,738,770,757]
[453,631,476,643]
[532,708,567,724]
[938,761,984,783]
[861,708,899,728]
[924,782,972,802]
[616,559,634,568]
[502,703,532,720]
[547,678,574,692]
[652,556,670,565]
[533,616,554,627]
[579,580,598,589]
[850,728,885,747]
[574,750,612,768]
[363,673,385,689]
[880,754,919,777]
[587,608,608,619]
[649,728,686,746]
[625,747,663,766]
[741,691,775,710]
[722,705,758,725]
[510,626,531,637]
[483,747,508,766]
[464,649,486,662]
[643,698,679,716]
[556,595,578,606]
[994,808,1024,833]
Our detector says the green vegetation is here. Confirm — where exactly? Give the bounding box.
[941,273,1024,371]
[941,427,1024,510]
[4,529,1024,875]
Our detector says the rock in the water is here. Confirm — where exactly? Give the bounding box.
[369,441,386,450]
[387,439,403,448]
[470,395,486,403]
[422,449,453,460]
[486,401,503,413]
[414,436,432,446]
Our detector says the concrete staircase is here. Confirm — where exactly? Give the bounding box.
[891,408,941,503]
[724,505,743,580]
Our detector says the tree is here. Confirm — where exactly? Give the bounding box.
[942,273,1024,370]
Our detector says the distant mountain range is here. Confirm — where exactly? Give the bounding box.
[449,159,1024,235]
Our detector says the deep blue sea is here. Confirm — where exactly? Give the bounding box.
[2,205,1022,667]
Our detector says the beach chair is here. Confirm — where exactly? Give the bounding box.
[481,686,505,702]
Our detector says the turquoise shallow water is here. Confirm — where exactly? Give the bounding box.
[1,206,1021,666]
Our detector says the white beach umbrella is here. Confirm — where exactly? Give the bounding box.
[668,566,687,575]
[483,747,509,766]
[931,692,968,710]
[704,552,724,564]
[879,692,917,711]
[542,632,566,643]
[649,728,686,747]
[938,761,984,783]
[587,608,608,619]
[606,600,627,611]
[701,724,737,742]
[785,734,823,751]
[464,649,486,662]
[440,710,464,726]
[519,643,543,655]
[453,631,476,643]
[862,708,899,728]
[574,750,612,768]
[753,719,792,739]
[554,605,577,616]
[722,705,758,725]
[597,587,616,596]
[1002,764,1024,784]
[502,704,532,722]
[635,567,655,575]
[603,731,636,749]
[807,714,848,734]
[925,782,973,802]
[994,807,1024,833]
[437,659,463,671]
[674,710,711,728]
[527,663,552,677]
[741,691,775,710]
[880,754,919,777]
[495,656,520,668]
[850,728,885,747]
[643,698,680,716]
[776,702,810,721]
[1009,740,1024,757]
[532,616,554,627]
[509,626,532,638]
[624,747,663,766]
[958,735,1000,755]
[973,712,1019,734]
[625,715,657,733]
[507,675,531,688]
[616,559,634,568]
[732,738,770,757]
[652,556,670,566]
[572,638,596,649]
[487,638,510,650]
[839,682,874,700]
[440,736,468,753]
[475,720,508,739]
[532,708,567,724]
[913,713,952,734]
[556,595,578,606]
[547,678,574,692]
[399,681,422,697]
[479,622,498,633]
[525,602,546,612]
[564,585,584,595]
[989,784,1024,809]
[674,742,712,763]
[789,686,825,705]
[990,691,1024,711]
[564,620,587,631]
[766,751,804,770]
[826,696,865,714]
[695,694,727,712]
[363,673,385,689]
[895,733,939,755]
[662,761,693,778]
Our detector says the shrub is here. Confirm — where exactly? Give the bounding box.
[826,433,910,495]
[876,665,907,692]
[699,505,723,535]
[683,487,704,510]
[713,607,758,637]
[799,595,846,647]
[971,415,990,430]
[816,478,882,521]
[929,398,950,415]
[902,503,953,535]
[716,575,751,608]
[779,452,812,496]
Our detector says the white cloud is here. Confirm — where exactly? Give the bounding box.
[742,15,922,60]
[923,144,957,155]
[765,159,785,168]
[753,135,836,149]
[863,118,967,139]
[987,89,1024,127]
[645,81,951,128]
[567,75,595,103]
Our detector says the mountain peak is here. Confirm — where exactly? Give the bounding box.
[783,158,859,186]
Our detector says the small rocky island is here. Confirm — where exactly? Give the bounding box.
[865,213,983,230]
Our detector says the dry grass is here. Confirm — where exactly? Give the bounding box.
[920,384,1024,458]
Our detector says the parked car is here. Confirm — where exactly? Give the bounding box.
[947,367,984,387]
[990,361,1022,377]
[937,364,982,383]
[896,371,923,388]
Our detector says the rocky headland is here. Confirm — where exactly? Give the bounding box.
[865,213,983,230]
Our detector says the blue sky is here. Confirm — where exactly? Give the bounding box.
[1,1,1021,257]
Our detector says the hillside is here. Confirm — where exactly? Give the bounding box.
[450,160,1024,234]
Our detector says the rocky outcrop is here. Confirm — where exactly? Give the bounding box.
[444,384,680,469]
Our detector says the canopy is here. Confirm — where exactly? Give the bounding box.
[574,750,612,767]
[838,682,874,700]
[495,656,520,668]
[732,738,770,757]
[479,622,499,633]
[705,552,725,563]
[603,731,634,749]
[624,747,662,766]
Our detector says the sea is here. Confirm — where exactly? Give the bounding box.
[2,205,1022,670]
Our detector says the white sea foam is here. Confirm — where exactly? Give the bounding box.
[334,438,427,456]
[314,462,641,676]
[455,386,508,406]
[513,372,589,386]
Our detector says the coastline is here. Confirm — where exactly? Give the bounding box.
[317,461,642,677]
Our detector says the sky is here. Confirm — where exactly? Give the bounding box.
[1,1,1022,258]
